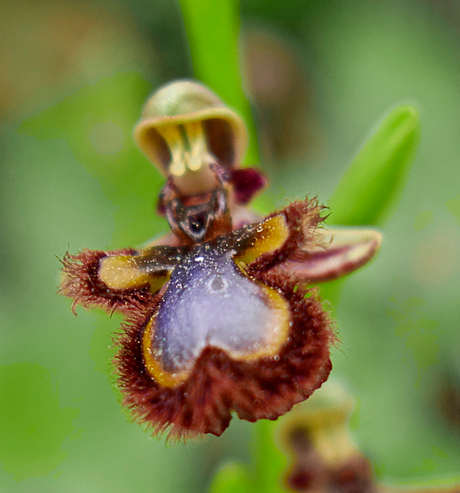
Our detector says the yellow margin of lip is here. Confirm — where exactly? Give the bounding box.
[142,313,191,388]
[235,215,289,266]
[141,281,291,389]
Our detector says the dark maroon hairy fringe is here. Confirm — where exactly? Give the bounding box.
[59,248,154,315]
[115,274,334,441]
[248,199,328,275]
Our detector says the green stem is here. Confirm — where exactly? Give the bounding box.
[178,1,279,491]
[253,420,287,493]
[178,0,259,165]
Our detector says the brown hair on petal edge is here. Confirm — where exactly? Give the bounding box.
[114,272,335,442]
[59,249,154,315]
[248,198,329,275]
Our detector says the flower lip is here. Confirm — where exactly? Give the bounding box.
[120,276,333,438]
[142,242,291,388]
[60,187,339,437]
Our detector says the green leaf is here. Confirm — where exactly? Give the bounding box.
[328,105,421,225]
[208,462,252,493]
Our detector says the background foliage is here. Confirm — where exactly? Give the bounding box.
[1,0,460,492]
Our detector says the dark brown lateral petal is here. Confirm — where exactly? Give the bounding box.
[229,215,290,265]
[99,246,184,292]
[230,167,267,205]
[244,199,327,274]
[115,274,334,439]
[272,228,382,283]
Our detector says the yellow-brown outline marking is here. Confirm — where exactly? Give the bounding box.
[99,255,170,293]
[235,215,289,266]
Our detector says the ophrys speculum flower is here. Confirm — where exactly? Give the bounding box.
[60,80,381,438]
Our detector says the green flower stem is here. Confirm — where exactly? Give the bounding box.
[208,462,252,493]
[178,0,259,165]
[252,420,288,493]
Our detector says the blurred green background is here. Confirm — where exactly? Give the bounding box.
[1,0,460,491]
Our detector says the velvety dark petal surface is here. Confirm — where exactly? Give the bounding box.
[230,167,267,204]
[246,199,328,274]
